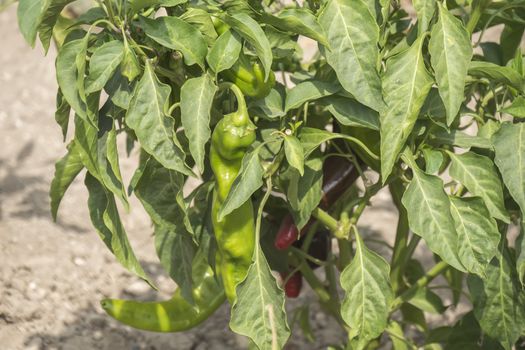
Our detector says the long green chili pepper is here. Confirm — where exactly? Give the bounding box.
[210,83,256,303]
[100,250,226,332]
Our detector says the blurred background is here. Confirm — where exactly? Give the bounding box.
[0,1,515,349]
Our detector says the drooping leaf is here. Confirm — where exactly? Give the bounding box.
[55,89,71,141]
[230,248,291,349]
[493,123,525,216]
[75,114,129,210]
[448,196,501,276]
[287,155,323,229]
[283,135,304,176]
[251,85,286,119]
[219,146,264,220]
[180,74,217,173]
[56,38,90,124]
[17,0,75,52]
[413,0,436,33]
[285,80,340,112]
[468,244,525,350]
[468,61,524,90]
[401,162,466,272]
[318,0,384,112]
[206,30,242,74]
[50,140,84,221]
[429,3,473,125]
[85,40,125,94]
[324,95,380,130]
[406,288,445,314]
[448,151,509,222]
[139,16,207,69]
[501,96,525,118]
[223,13,273,80]
[126,61,192,176]
[340,232,393,346]
[154,224,196,303]
[85,173,154,287]
[261,8,329,47]
[429,128,493,149]
[380,37,433,180]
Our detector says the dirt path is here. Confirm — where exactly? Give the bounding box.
[0,4,431,350]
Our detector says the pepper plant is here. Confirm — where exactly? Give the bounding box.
[12,0,525,348]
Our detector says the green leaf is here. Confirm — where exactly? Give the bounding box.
[386,321,411,350]
[407,288,445,314]
[56,39,90,124]
[468,245,525,350]
[126,62,192,176]
[380,37,433,180]
[133,156,193,233]
[468,61,524,90]
[50,140,84,221]
[121,43,141,82]
[284,135,304,176]
[429,3,472,125]
[429,128,493,149]
[85,173,154,287]
[206,30,242,74]
[448,151,509,222]
[422,148,444,174]
[219,146,264,220]
[501,96,525,118]
[17,0,75,52]
[223,13,273,80]
[139,16,207,69]
[251,85,285,119]
[179,7,218,46]
[154,224,196,303]
[85,40,125,94]
[230,248,291,349]
[493,123,525,216]
[180,74,217,173]
[449,196,501,277]
[75,114,129,210]
[285,80,340,112]
[413,0,436,33]
[105,69,135,110]
[55,89,71,141]
[516,222,525,285]
[324,95,380,130]
[340,232,393,345]
[261,9,329,47]
[129,0,187,12]
[287,156,323,229]
[401,163,466,272]
[319,0,384,112]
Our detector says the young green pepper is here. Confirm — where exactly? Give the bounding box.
[100,251,226,332]
[221,53,276,99]
[210,83,256,303]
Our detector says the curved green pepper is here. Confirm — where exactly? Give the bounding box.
[210,84,256,303]
[222,53,276,99]
[100,251,225,332]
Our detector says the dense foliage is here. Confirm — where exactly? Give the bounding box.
[12,0,525,348]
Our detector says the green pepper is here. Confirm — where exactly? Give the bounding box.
[210,83,256,303]
[222,53,276,99]
[100,250,225,332]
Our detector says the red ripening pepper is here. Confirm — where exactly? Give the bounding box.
[280,270,303,298]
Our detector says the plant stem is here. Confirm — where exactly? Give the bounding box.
[390,261,449,311]
[389,179,410,293]
[311,207,339,232]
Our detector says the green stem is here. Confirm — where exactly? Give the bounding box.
[389,179,410,293]
[466,0,485,34]
[218,82,248,118]
[311,207,339,232]
[337,238,352,270]
[390,261,449,311]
